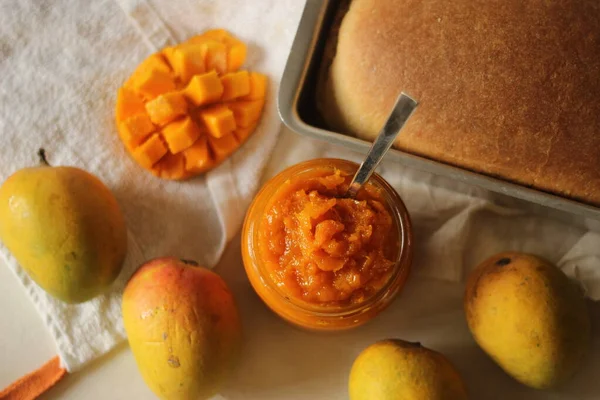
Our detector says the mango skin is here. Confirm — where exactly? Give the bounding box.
[465,252,591,389]
[349,339,468,400]
[122,257,242,400]
[0,164,127,303]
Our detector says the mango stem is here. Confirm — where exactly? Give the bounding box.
[38,148,50,166]
[181,259,199,266]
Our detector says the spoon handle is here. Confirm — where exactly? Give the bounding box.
[346,92,419,198]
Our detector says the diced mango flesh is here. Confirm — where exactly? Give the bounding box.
[133,134,168,169]
[116,87,146,123]
[131,68,176,100]
[228,100,265,128]
[126,53,172,88]
[199,104,236,138]
[183,136,213,173]
[152,152,187,180]
[139,53,171,75]
[169,44,206,83]
[184,71,224,106]
[220,71,250,101]
[240,72,268,101]
[118,114,155,149]
[145,91,188,126]
[208,134,239,159]
[162,47,177,69]
[162,117,202,154]
[116,29,267,180]
[202,41,227,75]
[189,29,247,72]
[234,122,258,143]
[227,43,246,72]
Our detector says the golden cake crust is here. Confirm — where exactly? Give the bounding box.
[317,0,600,205]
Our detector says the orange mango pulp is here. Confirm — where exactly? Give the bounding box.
[257,169,398,305]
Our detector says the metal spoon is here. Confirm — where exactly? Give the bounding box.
[345,92,419,198]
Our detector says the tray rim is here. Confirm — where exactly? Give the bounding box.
[277,0,600,221]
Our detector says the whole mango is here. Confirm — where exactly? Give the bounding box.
[0,149,127,303]
[349,339,468,400]
[122,257,242,400]
[464,252,590,389]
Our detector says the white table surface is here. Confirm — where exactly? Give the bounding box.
[1,128,599,400]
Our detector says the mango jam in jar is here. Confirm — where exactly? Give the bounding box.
[242,158,413,331]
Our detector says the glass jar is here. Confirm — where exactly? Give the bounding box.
[241,158,413,331]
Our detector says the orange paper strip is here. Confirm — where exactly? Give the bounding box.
[0,356,66,400]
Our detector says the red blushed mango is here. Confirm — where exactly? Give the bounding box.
[122,257,242,400]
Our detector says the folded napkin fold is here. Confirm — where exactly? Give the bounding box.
[0,0,303,372]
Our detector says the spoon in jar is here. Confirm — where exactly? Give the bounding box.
[345,92,419,198]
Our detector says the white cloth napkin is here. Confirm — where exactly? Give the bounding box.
[0,0,303,372]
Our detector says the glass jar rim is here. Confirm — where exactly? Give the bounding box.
[243,158,413,319]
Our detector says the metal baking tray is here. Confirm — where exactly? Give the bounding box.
[278,0,600,229]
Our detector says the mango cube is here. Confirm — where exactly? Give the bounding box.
[131,68,176,100]
[183,37,227,73]
[168,44,206,84]
[115,87,146,123]
[133,133,168,168]
[227,100,264,128]
[126,53,172,87]
[227,42,247,72]
[152,152,187,180]
[161,46,177,69]
[202,41,227,75]
[188,29,246,72]
[161,117,202,154]
[240,72,268,101]
[234,124,258,143]
[140,53,171,74]
[116,29,265,180]
[184,71,224,106]
[183,136,213,173]
[118,114,155,149]
[220,71,250,101]
[208,134,239,159]
[198,104,236,138]
[145,91,188,126]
